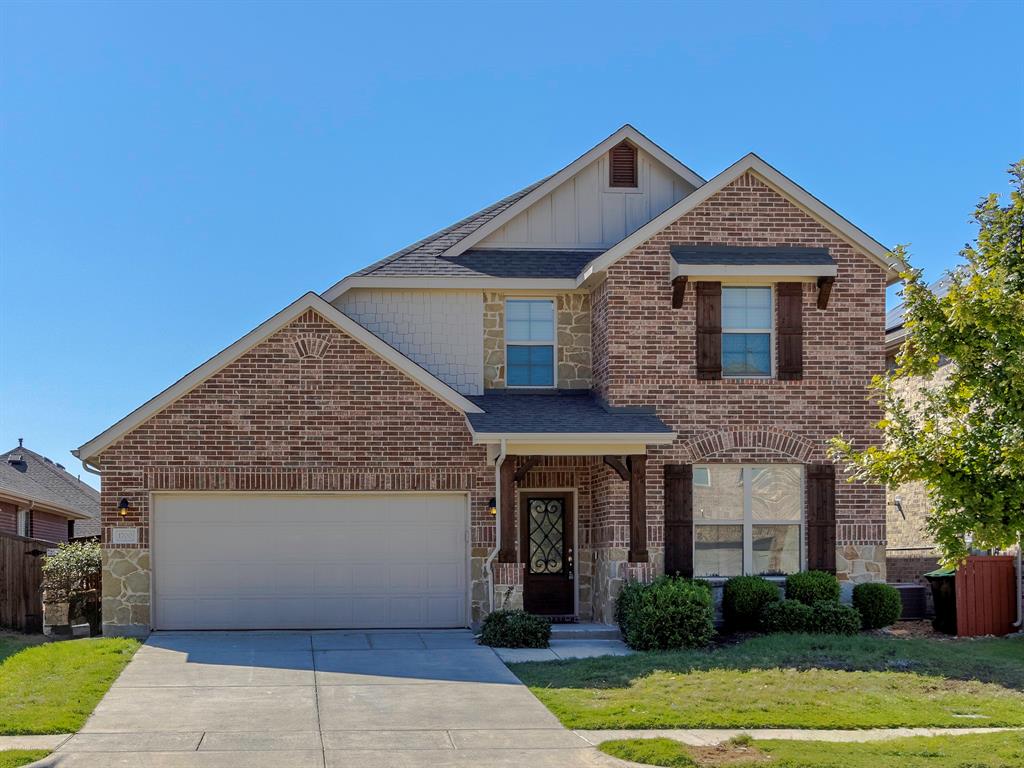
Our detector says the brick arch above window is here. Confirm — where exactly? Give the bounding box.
[678,428,815,463]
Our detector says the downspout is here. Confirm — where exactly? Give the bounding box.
[483,439,508,615]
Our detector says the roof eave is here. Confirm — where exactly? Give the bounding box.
[0,488,92,520]
[468,431,676,445]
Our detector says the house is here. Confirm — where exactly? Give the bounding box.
[1,439,100,542]
[74,125,903,636]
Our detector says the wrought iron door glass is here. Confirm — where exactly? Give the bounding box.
[529,498,564,574]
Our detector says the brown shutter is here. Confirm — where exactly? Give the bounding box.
[609,141,637,187]
[696,281,722,380]
[664,464,694,577]
[777,282,803,380]
[806,463,836,572]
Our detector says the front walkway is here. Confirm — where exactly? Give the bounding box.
[25,630,620,767]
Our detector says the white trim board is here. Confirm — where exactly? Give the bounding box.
[75,292,482,466]
[578,153,906,287]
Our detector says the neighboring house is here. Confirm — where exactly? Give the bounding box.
[75,125,904,636]
[1,439,100,543]
[883,279,951,590]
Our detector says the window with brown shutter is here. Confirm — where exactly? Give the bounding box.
[806,463,837,573]
[695,281,722,379]
[609,140,638,187]
[664,464,694,577]
[776,282,803,380]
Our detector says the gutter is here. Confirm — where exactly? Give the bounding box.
[483,439,508,616]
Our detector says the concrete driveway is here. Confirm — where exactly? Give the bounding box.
[36,630,620,767]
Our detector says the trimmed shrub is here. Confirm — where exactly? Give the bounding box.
[853,582,903,629]
[809,600,862,635]
[616,576,715,651]
[760,598,814,633]
[479,610,551,648]
[722,576,780,631]
[785,570,841,606]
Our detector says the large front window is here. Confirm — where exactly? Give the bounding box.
[693,464,803,577]
[722,286,772,377]
[506,299,555,387]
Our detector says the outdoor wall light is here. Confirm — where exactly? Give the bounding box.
[118,498,130,517]
[487,497,497,516]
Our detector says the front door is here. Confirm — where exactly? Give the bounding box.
[521,492,574,617]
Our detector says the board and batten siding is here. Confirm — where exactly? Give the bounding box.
[335,288,484,395]
[479,149,695,249]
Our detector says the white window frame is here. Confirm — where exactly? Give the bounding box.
[721,285,775,379]
[16,508,30,538]
[504,297,557,389]
[693,464,804,577]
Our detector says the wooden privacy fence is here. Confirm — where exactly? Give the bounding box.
[955,555,1018,637]
[0,532,50,632]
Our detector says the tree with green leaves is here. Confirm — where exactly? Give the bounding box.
[830,160,1024,564]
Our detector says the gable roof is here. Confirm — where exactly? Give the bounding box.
[322,125,705,301]
[578,153,906,286]
[0,445,97,522]
[75,293,483,467]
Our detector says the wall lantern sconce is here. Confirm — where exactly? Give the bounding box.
[487,497,497,516]
[118,498,130,517]
[894,496,905,519]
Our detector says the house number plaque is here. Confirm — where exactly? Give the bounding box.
[111,527,139,545]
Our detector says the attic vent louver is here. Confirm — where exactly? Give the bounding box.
[609,140,638,188]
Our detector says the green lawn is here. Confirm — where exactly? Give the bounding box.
[0,637,139,735]
[0,752,50,768]
[0,634,46,664]
[511,633,1024,729]
[598,732,1024,768]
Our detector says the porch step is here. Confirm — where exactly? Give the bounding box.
[549,623,621,641]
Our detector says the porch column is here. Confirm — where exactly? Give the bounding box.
[628,455,648,563]
[498,456,517,563]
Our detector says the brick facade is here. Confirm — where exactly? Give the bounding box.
[591,172,888,597]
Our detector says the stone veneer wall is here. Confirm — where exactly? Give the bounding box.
[483,292,592,389]
[591,171,890,593]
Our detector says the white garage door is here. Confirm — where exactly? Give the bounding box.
[152,493,468,630]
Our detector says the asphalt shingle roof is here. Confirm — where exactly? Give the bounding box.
[354,177,553,278]
[466,391,672,435]
[0,445,100,537]
[671,245,835,266]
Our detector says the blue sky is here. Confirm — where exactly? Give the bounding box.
[2,0,1021,487]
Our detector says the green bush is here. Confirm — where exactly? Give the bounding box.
[760,598,814,633]
[809,600,862,635]
[785,570,840,606]
[616,576,715,651]
[722,576,780,631]
[479,610,551,648]
[853,582,903,629]
[41,541,101,604]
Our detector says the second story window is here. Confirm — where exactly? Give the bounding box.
[506,299,555,387]
[722,286,772,377]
